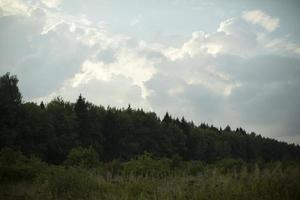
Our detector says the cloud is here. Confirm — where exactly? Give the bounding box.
[143,14,300,138]
[0,1,161,103]
[165,18,262,59]
[41,0,62,8]
[37,74,150,110]
[130,14,142,26]
[70,45,158,99]
[0,7,95,98]
[165,14,300,60]
[263,37,300,57]
[0,0,30,16]
[145,53,300,137]
[242,10,279,32]
[1,2,300,144]
[217,55,300,133]
[0,9,45,72]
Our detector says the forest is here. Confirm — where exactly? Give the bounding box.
[1,72,300,200]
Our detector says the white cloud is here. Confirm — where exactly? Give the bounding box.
[242,10,279,32]
[35,74,151,110]
[1,2,300,144]
[263,37,300,57]
[71,45,158,99]
[0,0,30,16]
[41,0,62,8]
[164,13,300,60]
[165,18,260,59]
[0,0,160,101]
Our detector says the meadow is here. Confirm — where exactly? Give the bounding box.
[1,148,300,200]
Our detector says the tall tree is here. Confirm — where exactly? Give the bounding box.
[1,73,300,163]
[0,73,22,148]
[74,94,88,146]
[75,94,103,158]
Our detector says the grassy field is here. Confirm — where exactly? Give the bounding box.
[1,149,300,200]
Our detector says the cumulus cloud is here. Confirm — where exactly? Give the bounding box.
[165,18,263,59]
[165,13,300,60]
[37,74,150,110]
[145,52,300,138]
[70,45,158,98]
[1,1,300,144]
[222,55,300,135]
[242,10,279,32]
[0,7,94,98]
[0,1,163,103]
[144,12,300,139]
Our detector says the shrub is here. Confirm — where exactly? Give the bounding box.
[104,159,123,177]
[182,160,205,176]
[215,158,245,174]
[0,148,45,182]
[124,152,170,177]
[64,146,100,169]
[37,166,99,200]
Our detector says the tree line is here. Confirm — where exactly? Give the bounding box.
[0,72,299,164]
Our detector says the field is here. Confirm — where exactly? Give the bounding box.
[1,149,300,200]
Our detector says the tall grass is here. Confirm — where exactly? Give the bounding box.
[1,149,300,200]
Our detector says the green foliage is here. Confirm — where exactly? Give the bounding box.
[169,154,183,169]
[1,160,300,200]
[124,152,171,177]
[0,72,300,199]
[104,159,124,177]
[0,148,45,182]
[0,73,22,148]
[37,166,99,200]
[44,97,77,164]
[0,72,21,106]
[64,146,100,169]
[215,158,245,174]
[181,160,205,176]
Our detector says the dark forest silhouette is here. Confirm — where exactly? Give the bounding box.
[1,72,299,164]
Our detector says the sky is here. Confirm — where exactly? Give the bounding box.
[0,0,300,144]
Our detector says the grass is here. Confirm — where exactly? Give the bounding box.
[1,149,300,200]
[1,164,300,200]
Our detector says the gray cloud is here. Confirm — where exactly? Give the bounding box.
[0,8,94,99]
[144,47,300,138]
[95,49,117,64]
[48,74,147,109]
[212,55,300,135]
[1,0,300,144]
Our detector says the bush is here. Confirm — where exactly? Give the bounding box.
[0,148,45,182]
[215,158,245,174]
[104,159,123,177]
[37,166,99,200]
[64,146,100,169]
[182,160,205,176]
[124,152,170,177]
